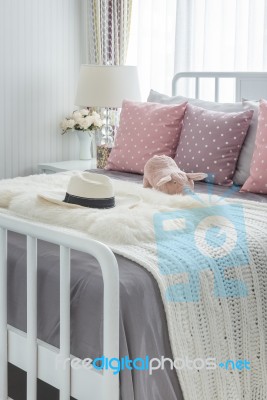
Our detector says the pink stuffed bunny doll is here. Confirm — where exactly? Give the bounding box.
[143,155,207,195]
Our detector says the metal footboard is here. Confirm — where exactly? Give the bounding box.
[0,214,119,400]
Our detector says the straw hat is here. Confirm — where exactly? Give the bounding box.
[39,172,140,209]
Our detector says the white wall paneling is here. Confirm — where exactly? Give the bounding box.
[0,0,85,179]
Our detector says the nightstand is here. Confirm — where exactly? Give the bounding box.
[38,159,97,174]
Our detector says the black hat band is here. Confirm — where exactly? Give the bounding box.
[63,193,115,208]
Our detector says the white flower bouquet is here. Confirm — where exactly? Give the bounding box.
[60,109,104,134]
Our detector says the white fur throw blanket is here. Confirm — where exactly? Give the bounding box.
[1,172,267,400]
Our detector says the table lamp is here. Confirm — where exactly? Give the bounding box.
[75,65,141,146]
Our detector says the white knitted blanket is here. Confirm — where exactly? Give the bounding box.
[0,172,267,400]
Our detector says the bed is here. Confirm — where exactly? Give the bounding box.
[1,72,267,400]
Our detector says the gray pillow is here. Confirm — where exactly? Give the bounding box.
[233,100,259,186]
[147,89,244,112]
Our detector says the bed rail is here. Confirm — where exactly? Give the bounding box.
[172,71,267,101]
[0,214,119,400]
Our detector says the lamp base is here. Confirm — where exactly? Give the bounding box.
[101,107,117,147]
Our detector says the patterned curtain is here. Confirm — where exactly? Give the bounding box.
[86,0,132,65]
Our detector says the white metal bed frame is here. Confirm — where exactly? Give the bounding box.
[0,214,119,400]
[1,71,267,400]
[172,71,267,101]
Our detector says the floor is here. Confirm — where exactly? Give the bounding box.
[8,363,76,400]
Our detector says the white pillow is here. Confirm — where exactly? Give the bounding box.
[147,89,244,112]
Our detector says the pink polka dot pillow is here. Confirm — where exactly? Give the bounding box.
[174,104,254,185]
[241,99,267,194]
[105,100,187,174]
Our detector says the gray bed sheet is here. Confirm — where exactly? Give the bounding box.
[92,169,267,203]
[7,170,267,400]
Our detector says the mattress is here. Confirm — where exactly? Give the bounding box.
[7,170,267,400]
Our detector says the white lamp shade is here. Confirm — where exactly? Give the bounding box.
[75,65,141,108]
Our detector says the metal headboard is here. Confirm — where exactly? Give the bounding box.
[172,72,267,101]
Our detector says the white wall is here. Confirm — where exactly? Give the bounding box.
[0,0,84,179]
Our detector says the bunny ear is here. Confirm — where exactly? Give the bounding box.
[186,172,207,181]
[156,175,172,187]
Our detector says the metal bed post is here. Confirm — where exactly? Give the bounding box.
[59,246,71,400]
[27,236,38,400]
[0,228,8,400]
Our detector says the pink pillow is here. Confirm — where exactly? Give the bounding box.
[174,104,253,185]
[105,100,187,174]
[241,99,267,194]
